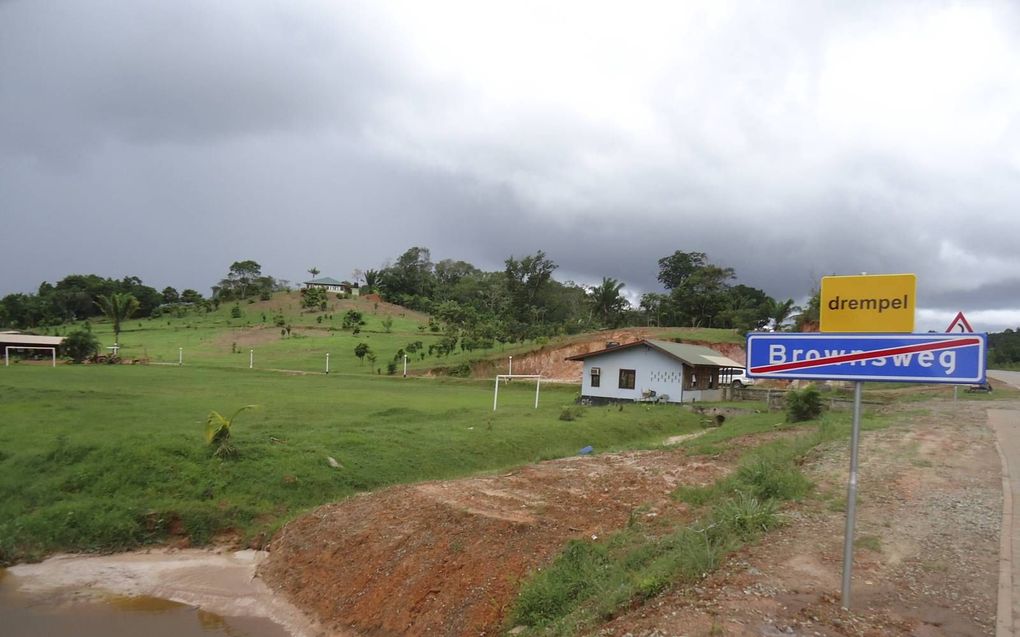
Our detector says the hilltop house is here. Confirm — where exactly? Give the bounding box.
[565,339,742,404]
[303,277,359,296]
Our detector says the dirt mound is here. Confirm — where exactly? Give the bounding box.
[470,328,747,382]
[260,448,727,636]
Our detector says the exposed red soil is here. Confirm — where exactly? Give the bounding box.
[260,398,1007,637]
[260,448,729,636]
[466,327,748,382]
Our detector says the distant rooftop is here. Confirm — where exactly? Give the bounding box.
[304,277,344,286]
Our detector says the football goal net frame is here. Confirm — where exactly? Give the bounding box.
[492,374,543,411]
[5,346,57,367]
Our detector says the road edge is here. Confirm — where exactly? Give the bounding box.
[995,428,1014,637]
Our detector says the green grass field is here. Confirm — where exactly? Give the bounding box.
[0,364,711,565]
[32,291,745,376]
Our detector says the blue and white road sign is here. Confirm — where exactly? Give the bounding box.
[746,333,987,384]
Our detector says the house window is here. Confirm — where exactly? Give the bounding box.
[590,367,601,388]
[619,369,636,390]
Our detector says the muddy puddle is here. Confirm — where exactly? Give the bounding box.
[0,568,290,637]
[0,550,320,637]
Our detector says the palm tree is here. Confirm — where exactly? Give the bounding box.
[768,298,798,332]
[94,292,140,346]
[307,267,321,279]
[204,405,257,458]
[362,269,380,293]
[588,277,628,327]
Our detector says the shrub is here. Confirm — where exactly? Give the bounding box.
[785,386,824,422]
[230,304,242,319]
[342,309,365,330]
[64,329,99,363]
[386,361,397,375]
[559,405,584,421]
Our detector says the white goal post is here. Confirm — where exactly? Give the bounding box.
[493,374,543,411]
[5,346,57,367]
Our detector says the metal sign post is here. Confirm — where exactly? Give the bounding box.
[747,331,988,609]
[841,381,863,607]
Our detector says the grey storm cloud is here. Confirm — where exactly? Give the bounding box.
[2,0,1019,330]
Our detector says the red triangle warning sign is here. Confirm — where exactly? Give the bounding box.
[945,312,974,333]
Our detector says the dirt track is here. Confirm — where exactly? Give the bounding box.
[261,394,1011,637]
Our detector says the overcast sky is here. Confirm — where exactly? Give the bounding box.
[2,1,1018,331]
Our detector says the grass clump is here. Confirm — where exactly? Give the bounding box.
[558,405,585,422]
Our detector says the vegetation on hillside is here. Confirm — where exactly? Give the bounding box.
[1,247,801,357]
[373,246,797,341]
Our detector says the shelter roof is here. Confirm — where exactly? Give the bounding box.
[0,334,65,346]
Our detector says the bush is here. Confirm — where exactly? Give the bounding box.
[230,304,242,319]
[785,386,824,422]
[342,309,365,330]
[559,405,584,421]
[64,329,99,363]
[386,361,397,375]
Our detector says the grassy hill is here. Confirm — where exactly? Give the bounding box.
[41,291,745,377]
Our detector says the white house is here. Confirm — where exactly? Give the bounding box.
[566,339,743,404]
[303,277,359,296]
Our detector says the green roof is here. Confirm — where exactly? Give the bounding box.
[304,277,344,286]
[644,340,742,367]
[567,339,742,368]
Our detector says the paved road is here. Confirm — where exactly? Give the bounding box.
[989,370,1020,637]
[991,370,1020,388]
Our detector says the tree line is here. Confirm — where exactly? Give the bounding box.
[366,246,802,342]
[0,261,287,330]
[990,330,1020,365]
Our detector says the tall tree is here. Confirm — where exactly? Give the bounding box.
[718,284,772,331]
[217,260,263,300]
[588,277,628,327]
[655,251,735,327]
[379,247,435,303]
[307,267,320,279]
[94,292,140,345]
[504,250,557,317]
[657,251,709,291]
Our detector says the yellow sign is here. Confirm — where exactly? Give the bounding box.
[820,274,916,333]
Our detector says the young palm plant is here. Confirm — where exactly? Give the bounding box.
[204,405,257,458]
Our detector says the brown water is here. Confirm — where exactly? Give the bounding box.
[0,569,291,637]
